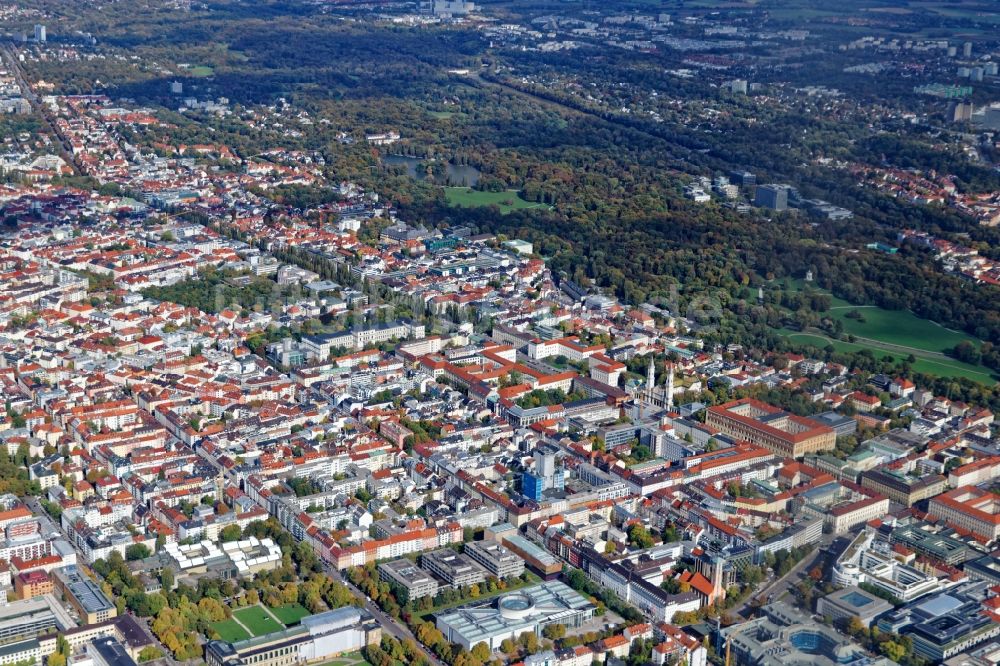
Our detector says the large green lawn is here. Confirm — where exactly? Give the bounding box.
[776,277,981,353]
[779,331,997,385]
[444,187,551,214]
[770,278,996,384]
[233,606,285,636]
[269,603,311,626]
[211,619,252,642]
[829,306,981,355]
[189,65,214,77]
[427,110,464,120]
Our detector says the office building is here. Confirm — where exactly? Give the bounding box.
[503,239,533,255]
[464,541,525,580]
[432,0,476,17]
[816,587,893,627]
[973,104,1000,131]
[888,522,977,565]
[725,79,748,94]
[249,255,279,277]
[756,519,823,563]
[915,84,973,99]
[435,582,595,650]
[683,186,710,203]
[205,607,381,666]
[860,470,947,507]
[711,174,739,198]
[826,494,890,534]
[53,565,117,624]
[811,411,857,437]
[500,532,562,579]
[754,184,791,211]
[878,584,1000,662]
[267,339,306,369]
[729,170,756,188]
[833,532,941,602]
[378,559,439,601]
[379,223,431,243]
[0,595,75,644]
[33,25,45,42]
[964,553,1000,585]
[421,549,488,588]
[521,444,564,501]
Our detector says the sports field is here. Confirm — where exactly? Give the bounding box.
[270,603,311,625]
[233,606,285,636]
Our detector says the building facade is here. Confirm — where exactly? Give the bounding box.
[421,549,488,588]
[205,607,381,666]
[705,399,835,458]
[464,541,525,580]
[378,559,439,601]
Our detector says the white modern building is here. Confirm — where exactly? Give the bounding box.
[164,537,282,577]
[834,532,942,602]
[436,581,595,650]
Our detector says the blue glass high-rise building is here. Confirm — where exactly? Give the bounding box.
[522,471,544,501]
[521,445,563,501]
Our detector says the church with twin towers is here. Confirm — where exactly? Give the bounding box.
[644,357,676,411]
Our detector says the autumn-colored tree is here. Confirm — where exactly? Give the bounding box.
[500,639,517,657]
[518,631,539,654]
[470,642,492,664]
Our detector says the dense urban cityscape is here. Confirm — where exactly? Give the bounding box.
[0,1,999,666]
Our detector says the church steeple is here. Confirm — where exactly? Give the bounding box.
[646,357,655,398]
[666,363,675,411]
